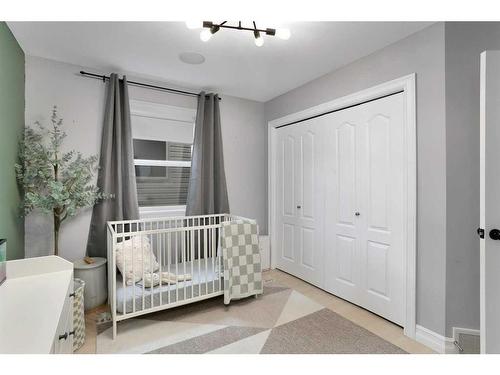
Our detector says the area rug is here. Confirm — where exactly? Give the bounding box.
[96,283,406,354]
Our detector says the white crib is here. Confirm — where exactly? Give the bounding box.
[106,213,242,339]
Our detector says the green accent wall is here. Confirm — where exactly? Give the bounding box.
[0,22,25,260]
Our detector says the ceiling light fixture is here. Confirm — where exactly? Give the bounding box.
[200,28,213,42]
[253,22,264,47]
[199,21,222,42]
[190,21,291,46]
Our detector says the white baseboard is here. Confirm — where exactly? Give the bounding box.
[259,235,270,270]
[452,326,480,339]
[415,325,456,354]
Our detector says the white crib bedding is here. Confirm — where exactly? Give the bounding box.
[115,259,222,314]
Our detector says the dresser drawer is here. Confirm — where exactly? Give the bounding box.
[53,278,74,354]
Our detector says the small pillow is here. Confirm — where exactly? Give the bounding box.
[115,236,159,285]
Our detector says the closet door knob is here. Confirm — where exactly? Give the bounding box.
[297,205,302,209]
[355,212,360,216]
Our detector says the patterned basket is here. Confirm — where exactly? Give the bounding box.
[73,278,86,352]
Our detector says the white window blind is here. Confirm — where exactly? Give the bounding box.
[130,100,196,209]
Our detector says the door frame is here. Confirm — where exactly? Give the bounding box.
[267,74,417,338]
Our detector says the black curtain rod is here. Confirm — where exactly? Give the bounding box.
[79,71,221,100]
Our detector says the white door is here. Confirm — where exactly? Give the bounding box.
[480,51,500,353]
[323,93,405,325]
[274,92,405,325]
[275,118,324,286]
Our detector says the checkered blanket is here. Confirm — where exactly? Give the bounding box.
[220,218,263,304]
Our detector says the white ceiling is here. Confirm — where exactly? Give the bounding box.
[8,21,433,102]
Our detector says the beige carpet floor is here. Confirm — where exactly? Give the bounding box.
[96,282,406,354]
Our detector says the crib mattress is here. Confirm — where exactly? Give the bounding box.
[115,259,222,314]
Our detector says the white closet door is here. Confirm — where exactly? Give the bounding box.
[276,126,299,275]
[324,93,405,325]
[275,119,324,286]
[322,111,362,303]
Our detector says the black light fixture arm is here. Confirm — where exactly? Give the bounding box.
[203,21,276,36]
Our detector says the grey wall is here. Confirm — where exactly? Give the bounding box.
[25,55,267,261]
[265,23,448,335]
[25,56,106,261]
[0,23,25,260]
[220,96,267,233]
[444,22,500,336]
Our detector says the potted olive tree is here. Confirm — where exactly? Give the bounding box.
[15,106,107,256]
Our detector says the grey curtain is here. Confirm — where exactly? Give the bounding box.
[86,73,139,257]
[186,92,229,215]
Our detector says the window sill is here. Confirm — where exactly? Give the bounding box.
[139,205,186,219]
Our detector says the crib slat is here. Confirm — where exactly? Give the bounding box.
[112,232,117,338]
[219,226,223,292]
[204,225,208,295]
[167,231,171,305]
[159,229,162,307]
[132,233,135,313]
[150,231,154,309]
[190,225,194,300]
[212,225,215,293]
[176,222,179,303]
[141,234,145,311]
[196,227,200,296]
[173,221,180,306]
[122,235,126,315]
[199,219,202,295]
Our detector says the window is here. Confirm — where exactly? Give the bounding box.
[130,100,196,212]
[134,139,192,206]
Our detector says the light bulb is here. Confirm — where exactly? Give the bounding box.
[254,36,264,47]
[185,21,201,29]
[200,29,212,42]
[276,28,291,40]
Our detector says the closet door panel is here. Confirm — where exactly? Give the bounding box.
[283,135,296,217]
[337,123,357,225]
[300,227,315,269]
[275,119,324,285]
[358,93,405,325]
[365,240,390,298]
[276,129,299,273]
[282,223,295,261]
[366,115,390,231]
[323,112,361,300]
[301,130,315,219]
[361,114,392,301]
[294,121,324,285]
[336,234,356,285]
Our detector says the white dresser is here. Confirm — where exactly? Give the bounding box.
[0,256,74,354]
